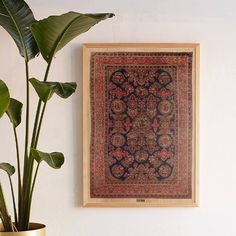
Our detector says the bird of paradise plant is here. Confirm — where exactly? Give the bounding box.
[0,0,114,232]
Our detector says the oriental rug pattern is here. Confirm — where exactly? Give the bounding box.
[90,52,193,199]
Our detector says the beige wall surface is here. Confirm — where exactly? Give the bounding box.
[0,0,235,235]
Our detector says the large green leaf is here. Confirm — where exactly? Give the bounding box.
[29,78,77,102]
[0,163,15,176]
[31,149,64,169]
[0,80,10,118]
[46,81,77,99]
[0,0,39,60]
[29,78,53,103]
[6,98,23,128]
[31,12,114,62]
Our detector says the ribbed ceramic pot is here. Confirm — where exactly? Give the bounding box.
[0,223,45,236]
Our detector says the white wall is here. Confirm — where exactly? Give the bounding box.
[0,0,236,235]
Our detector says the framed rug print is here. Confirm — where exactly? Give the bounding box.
[83,43,199,207]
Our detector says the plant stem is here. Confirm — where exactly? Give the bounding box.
[23,163,40,230]
[30,102,42,148]
[13,128,21,222]
[0,182,13,232]
[13,128,21,189]
[21,59,53,230]
[19,60,30,230]
[22,103,47,228]
[23,102,47,226]
[23,60,30,168]
[8,176,18,226]
[22,60,30,188]
[31,57,53,149]
[44,58,53,83]
[35,102,47,147]
[29,163,40,210]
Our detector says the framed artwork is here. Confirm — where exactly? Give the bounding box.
[83,44,199,207]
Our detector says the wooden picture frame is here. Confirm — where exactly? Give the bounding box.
[83,44,199,207]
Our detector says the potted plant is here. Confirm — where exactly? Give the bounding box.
[0,0,114,234]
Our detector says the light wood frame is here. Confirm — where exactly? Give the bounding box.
[83,43,199,207]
